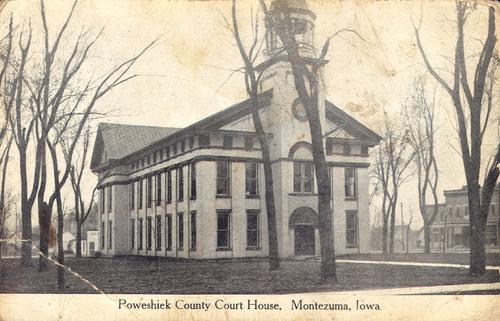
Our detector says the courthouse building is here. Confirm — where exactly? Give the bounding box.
[90,0,381,259]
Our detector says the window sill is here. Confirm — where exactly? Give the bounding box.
[216,247,232,251]
[190,248,197,251]
[246,247,261,251]
[216,195,231,199]
[345,197,358,201]
[166,248,172,251]
[289,192,318,196]
[245,194,260,199]
[190,197,197,201]
[346,245,358,249]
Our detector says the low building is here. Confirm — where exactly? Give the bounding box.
[90,0,381,259]
[428,185,500,250]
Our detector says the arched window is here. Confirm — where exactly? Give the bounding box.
[289,142,314,193]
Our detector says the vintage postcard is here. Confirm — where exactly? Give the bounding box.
[0,0,499,320]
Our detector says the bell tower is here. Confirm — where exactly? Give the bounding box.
[258,0,328,160]
[265,0,317,58]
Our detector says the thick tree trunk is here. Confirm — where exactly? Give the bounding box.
[468,185,486,276]
[260,139,280,270]
[423,223,431,254]
[308,91,336,282]
[389,201,396,254]
[76,220,82,258]
[38,202,51,271]
[19,149,32,267]
[56,193,65,291]
[382,216,388,254]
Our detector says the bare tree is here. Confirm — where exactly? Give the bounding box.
[69,128,99,258]
[1,0,155,285]
[402,76,439,253]
[257,0,364,281]
[415,2,499,276]
[229,0,280,270]
[372,112,413,254]
[0,125,13,258]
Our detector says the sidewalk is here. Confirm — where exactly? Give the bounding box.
[336,258,500,272]
[324,282,500,295]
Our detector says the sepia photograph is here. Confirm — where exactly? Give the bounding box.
[0,0,499,320]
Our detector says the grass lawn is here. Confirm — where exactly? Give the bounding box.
[0,256,499,294]
[337,252,500,266]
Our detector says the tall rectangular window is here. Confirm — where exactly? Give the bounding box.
[180,141,185,153]
[146,217,152,250]
[130,182,135,210]
[108,220,113,249]
[130,219,135,249]
[344,168,357,198]
[178,213,184,250]
[156,215,162,250]
[346,210,358,248]
[199,134,210,147]
[223,135,233,149]
[245,162,258,197]
[167,170,172,204]
[190,163,197,200]
[190,211,197,251]
[100,189,104,214]
[189,137,194,149]
[343,143,351,155]
[217,210,231,249]
[138,179,144,209]
[178,167,184,202]
[166,214,172,250]
[156,173,162,205]
[107,186,112,212]
[216,161,230,196]
[246,211,260,248]
[138,218,143,250]
[293,162,313,193]
[101,221,105,249]
[326,139,333,155]
[147,176,153,208]
[244,136,254,150]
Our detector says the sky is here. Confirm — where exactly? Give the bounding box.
[1,0,499,230]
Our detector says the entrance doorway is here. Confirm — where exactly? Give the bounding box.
[294,225,315,256]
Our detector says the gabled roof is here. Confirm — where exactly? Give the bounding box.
[325,100,382,145]
[90,90,381,171]
[90,123,179,170]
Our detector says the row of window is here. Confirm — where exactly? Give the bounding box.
[127,161,259,211]
[129,163,197,210]
[325,140,369,157]
[101,209,359,252]
[130,210,261,251]
[438,204,497,222]
[131,135,203,171]
[100,163,358,214]
[131,135,258,171]
[293,163,358,198]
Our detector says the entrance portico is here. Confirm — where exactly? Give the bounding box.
[289,207,320,256]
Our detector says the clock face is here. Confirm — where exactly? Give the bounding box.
[292,98,307,122]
